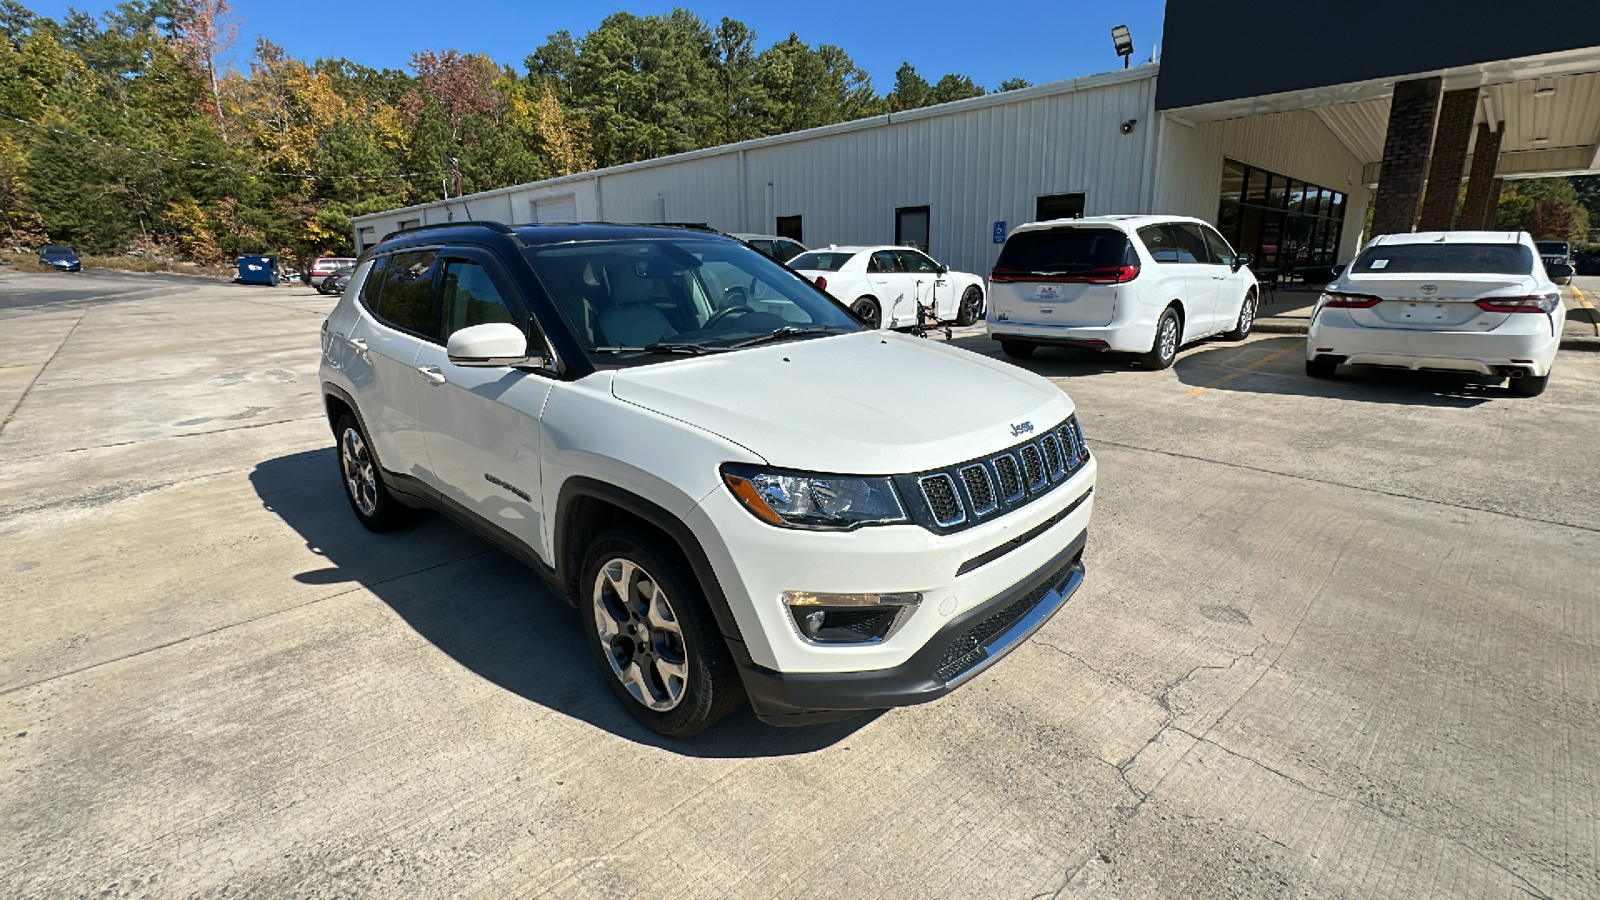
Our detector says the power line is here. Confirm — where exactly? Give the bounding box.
[0,111,445,181]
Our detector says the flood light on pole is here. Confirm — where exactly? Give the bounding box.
[1112,25,1134,68]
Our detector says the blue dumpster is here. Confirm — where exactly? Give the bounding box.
[236,255,278,286]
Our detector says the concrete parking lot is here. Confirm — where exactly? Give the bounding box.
[2,269,1596,898]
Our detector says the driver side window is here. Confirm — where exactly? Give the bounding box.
[440,260,517,335]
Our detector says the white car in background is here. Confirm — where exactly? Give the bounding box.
[985,216,1259,369]
[731,233,808,264]
[790,246,987,329]
[1307,231,1567,397]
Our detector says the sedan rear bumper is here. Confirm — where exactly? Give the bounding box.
[1308,311,1560,376]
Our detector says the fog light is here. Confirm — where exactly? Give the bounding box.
[782,591,922,644]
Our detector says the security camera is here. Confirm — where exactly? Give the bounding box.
[1120,119,1137,135]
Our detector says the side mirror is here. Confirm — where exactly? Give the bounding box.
[1233,252,1254,271]
[1548,262,1575,280]
[447,322,537,368]
[937,264,949,274]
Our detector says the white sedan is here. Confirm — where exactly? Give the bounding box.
[1307,231,1566,397]
[790,246,986,329]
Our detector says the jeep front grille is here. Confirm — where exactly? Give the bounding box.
[993,454,1023,502]
[1040,433,1065,480]
[960,465,998,516]
[919,474,965,527]
[1019,444,1045,490]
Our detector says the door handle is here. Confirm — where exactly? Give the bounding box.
[416,365,446,385]
[346,337,369,352]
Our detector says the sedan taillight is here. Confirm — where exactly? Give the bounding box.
[814,276,827,290]
[1475,293,1560,314]
[1321,292,1384,308]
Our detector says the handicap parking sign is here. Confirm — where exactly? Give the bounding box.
[993,221,1007,243]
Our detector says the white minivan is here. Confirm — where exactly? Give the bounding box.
[987,216,1260,369]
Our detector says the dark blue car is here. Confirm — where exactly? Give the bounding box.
[39,244,81,272]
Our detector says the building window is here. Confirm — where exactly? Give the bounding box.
[1035,193,1085,221]
[357,227,375,252]
[1215,158,1345,279]
[896,206,930,253]
[775,215,803,243]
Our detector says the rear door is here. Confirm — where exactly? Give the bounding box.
[411,248,556,551]
[989,227,1131,328]
[1137,224,1218,337]
[865,250,914,327]
[349,249,440,481]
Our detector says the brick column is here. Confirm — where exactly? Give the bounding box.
[1370,77,1442,237]
[1461,121,1505,230]
[1417,88,1478,231]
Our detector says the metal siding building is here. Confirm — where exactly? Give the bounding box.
[352,68,1211,276]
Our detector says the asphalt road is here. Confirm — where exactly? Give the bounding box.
[1,269,1596,898]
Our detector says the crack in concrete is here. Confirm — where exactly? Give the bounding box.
[1092,438,1600,535]
[0,310,86,435]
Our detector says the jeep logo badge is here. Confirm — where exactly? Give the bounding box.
[1419,284,1438,295]
[1010,422,1034,437]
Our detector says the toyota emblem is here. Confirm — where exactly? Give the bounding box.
[1419,284,1438,295]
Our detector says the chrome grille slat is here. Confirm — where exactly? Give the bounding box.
[1040,433,1065,480]
[992,454,1024,503]
[919,473,966,526]
[959,465,998,516]
[1019,444,1046,491]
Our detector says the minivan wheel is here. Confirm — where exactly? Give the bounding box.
[956,286,983,326]
[334,413,411,532]
[851,297,882,329]
[1223,290,1256,341]
[1140,307,1181,369]
[581,529,744,738]
[1509,373,1548,397]
[1000,340,1036,359]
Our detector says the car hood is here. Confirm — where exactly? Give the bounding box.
[610,330,1073,474]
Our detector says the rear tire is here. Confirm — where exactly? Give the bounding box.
[851,296,882,329]
[334,413,413,532]
[1223,289,1256,341]
[1139,307,1181,370]
[1509,373,1548,397]
[1000,340,1036,359]
[1306,357,1339,380]
[956,286,983,326]
[581,529,745,738]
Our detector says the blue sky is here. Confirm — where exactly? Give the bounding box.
[28,0,1168,92]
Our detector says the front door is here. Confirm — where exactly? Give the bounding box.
[897,249,948,322]
[412,250,555,551]
[866,250,913,327]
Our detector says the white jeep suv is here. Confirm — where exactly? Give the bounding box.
[320,222,1097,737]
[987,215,1260,368]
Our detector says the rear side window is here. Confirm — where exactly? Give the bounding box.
[1352,244,1534,275]
[360,256,388,309]
[995,228,1132,273]
[1138,224,1207,263]
[789,251,854,271]
[376,250,440,337]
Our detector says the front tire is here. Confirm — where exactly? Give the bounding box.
[581,529,744,738]
[334,413,412,532]
[851,296,882,329]
[956,286,983,326]
[1139,307,1181,370]
[1509,373,1549,397]
[1223,289,1256,341]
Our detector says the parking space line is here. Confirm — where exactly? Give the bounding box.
[1185,339,1307,397]
[1573,285,1598,336]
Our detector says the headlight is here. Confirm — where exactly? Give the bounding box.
[721,464,908,530]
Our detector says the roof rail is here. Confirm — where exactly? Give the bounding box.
[381,220,520,243]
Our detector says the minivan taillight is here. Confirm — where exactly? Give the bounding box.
[1475,293,1559,314]
[1321,292,1384,308]
[990,265,1140,284]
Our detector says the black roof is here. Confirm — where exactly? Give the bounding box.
[375,220,732,252]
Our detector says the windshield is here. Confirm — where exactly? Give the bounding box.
[523,237,861,367]
[789,251,856,271]
[1352,243,1534,275]
[41,245,73,255]
[995,228,1133,273]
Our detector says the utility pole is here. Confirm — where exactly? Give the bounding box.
[450,156,462,198]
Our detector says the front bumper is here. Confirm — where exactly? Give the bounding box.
[1308,310,1560,376]
[732,528,1086,725]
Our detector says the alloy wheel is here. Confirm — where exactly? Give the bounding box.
[852,299,881,329]
[340,427,378,516]
[1239,295,1256,335]
[1159,316,1178,362]
[592,558,689,712]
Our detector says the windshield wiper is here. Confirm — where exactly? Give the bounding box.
[591,342,716,356]
[726,325,847,350]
